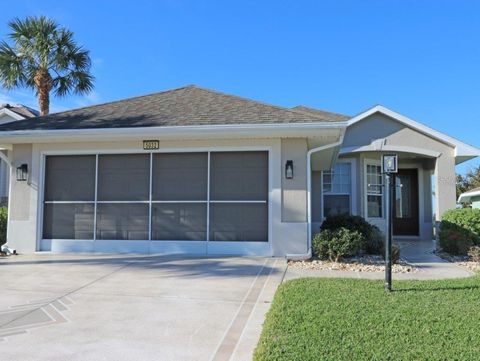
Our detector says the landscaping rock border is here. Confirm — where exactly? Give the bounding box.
[436,251,480,273]
[288,255,418,273]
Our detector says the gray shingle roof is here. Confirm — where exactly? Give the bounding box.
[291,105,350,122]
[0,85,348,131]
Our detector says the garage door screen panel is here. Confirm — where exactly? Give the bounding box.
[43,155,95,239]
[42,151,268,245]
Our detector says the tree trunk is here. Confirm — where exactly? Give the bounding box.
[34,69,53,116]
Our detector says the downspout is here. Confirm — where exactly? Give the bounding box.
[286,129,346,260]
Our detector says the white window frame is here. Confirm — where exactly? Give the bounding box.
[37,146,272,255]
[364,159,384,219]
[321,158,357,220]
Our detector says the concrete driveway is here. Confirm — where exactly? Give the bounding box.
[0,254,286,361]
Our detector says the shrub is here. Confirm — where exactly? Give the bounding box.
[0,207,6,247]
[441,208,480,236]
[439,228,474,255]
[468,246,480,263]
[439,208,480,255]
[321,214,384,255]
[364,226,384,255]
[381,243,401,264]
[312,227,362,262]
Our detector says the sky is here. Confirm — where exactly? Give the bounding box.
[0,0,479,174]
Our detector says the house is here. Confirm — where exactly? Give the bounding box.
[0,85,478,256]
[458,187,480,209]
[0,103,38,204]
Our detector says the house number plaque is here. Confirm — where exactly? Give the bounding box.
[143,140,159,150]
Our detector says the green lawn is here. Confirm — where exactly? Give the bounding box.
[254,276,480,361]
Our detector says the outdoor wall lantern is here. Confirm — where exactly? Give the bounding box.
[16,164,28,182]
[285,160,294,179]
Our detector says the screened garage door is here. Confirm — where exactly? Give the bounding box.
[42,151,269,254]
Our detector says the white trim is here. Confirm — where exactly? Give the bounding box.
[148,153,153,242]
[364,159,384,220]
[93,154,98,242]
[151,200,207,203]
[340,144,441,158]
[209,200,267,204]
[96,200,150,204]
[0,108,26,122]
[44,201,95,204]
[206,151,211,249]
[38,147,273,255]
[347,105,480,158]
[0,122,347,143]
[458,189,480,203]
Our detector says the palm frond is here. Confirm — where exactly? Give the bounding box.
[0,41,28,89]
[1,15,94,109]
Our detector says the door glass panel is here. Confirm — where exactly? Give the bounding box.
[395,176,411,218]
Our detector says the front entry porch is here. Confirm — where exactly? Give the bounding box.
[310,149,439,242]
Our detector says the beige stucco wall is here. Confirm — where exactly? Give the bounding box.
[281,138,307,222]
[6,137,312,256]
[343,113,456,220]
[7,144,39,253]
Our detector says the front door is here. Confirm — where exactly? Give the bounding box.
[393,169,419,236]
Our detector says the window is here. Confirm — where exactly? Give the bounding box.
[322,162,351,218]
[43,151,269,243]
[366,163,383,218]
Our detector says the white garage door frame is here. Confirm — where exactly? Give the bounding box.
[37,146,273,256]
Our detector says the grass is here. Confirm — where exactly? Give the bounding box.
[254,276,480,361]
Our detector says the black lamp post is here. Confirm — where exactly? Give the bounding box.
[382,154,397,292]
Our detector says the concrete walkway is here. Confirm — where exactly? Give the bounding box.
[0,254,287,361]
[286,240,474,281]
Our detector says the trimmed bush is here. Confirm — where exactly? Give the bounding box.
[468,246,480,263]
[439,208,480,255]
[0,207,6,247]
[321,214,385,255]
[439,228,474,255]
[312,227,362,262]
[381,243,401,264]
[364,226,385,255]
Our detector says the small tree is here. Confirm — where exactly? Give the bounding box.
[0,16,94,115]
[457,165,480,203]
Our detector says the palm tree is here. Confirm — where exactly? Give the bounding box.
[0,16,94,116]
